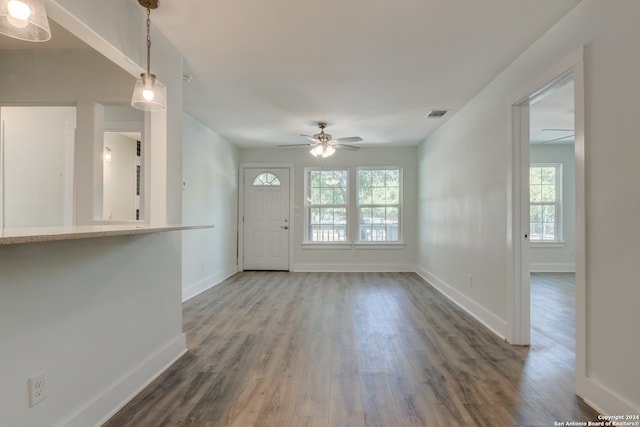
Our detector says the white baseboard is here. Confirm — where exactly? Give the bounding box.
[182,266,239,302]
[292,263,415,273]
[415,266,507,340]
[579,376,640,418]
[530,262,576,273]
[61,333,187,427]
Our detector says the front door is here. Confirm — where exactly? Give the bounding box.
[243,168,290,270]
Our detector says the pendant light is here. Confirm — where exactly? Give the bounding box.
[0,0,51,42]
[131,0,166,112]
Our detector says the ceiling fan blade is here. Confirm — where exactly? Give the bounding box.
[333,136,362,143]
[334,144,360,151]
[300,134,319,142]
[276,143,314,148]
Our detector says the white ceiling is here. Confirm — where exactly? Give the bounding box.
[530,80,575,145]
[150,0,582,148]
[1,1,581,149]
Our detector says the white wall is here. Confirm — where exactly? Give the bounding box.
[182,113,239,301]
[0,234,184,427]
[529,143,575,272]
[239,147,418,271]
[1,106,76,228]
[0,0,187,426]
[417,0,639,415]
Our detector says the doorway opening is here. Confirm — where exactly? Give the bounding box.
[528,77,577,356]
[509,50,586,397]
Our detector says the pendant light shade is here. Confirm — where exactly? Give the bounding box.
[132,72,166,112]
[0,0,51,42]
[131,0,166,112]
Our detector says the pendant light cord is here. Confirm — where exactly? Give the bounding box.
[146,6,152,74]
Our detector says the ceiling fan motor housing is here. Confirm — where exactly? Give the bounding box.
[314,132,332,142]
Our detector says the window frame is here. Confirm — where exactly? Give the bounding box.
[356,166,403,245]
[303,168,350,244]
[529,163,562,243]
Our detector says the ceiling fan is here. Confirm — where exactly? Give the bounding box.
[277,122,362,158]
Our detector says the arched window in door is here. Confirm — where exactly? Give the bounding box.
[253,172,281,186]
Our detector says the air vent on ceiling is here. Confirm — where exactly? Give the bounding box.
[426,110,448,119]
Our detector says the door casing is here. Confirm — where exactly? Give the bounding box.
[507,48,586,396]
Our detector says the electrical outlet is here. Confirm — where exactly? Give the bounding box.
[29,372,47,407]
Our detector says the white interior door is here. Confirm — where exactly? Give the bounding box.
[243,168,290,270]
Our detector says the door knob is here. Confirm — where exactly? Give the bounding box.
[281,225,289,230]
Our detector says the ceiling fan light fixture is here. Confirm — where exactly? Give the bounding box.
[131,0,166,112]
[323,146,335,157]
[309,143,336,158]
[0,0,51,42]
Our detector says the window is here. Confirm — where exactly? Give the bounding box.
[357,168,401,242]
[253,172,280,186]
[304,169,348,242]
[530,164,561,241]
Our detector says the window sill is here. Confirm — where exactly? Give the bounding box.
[302,242,352,250]
[301,241,406,250]
[354,242,405,249]
[531,241,566,248]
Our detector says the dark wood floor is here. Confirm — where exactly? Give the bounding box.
[104,272,598,426]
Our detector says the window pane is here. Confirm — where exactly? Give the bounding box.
[372,170,386,187]
[541,167,555,185]
[372,207,386,224]
[530,205,542,222]
[386,207,399,223]
[253,172,281,186]
[530,185,542,203]
[543,223,556,240]
[386,169,400,186]
[530,168,541,184]
[320,207,334,224]
[310,188,321,204]
[543,205,555,223]
[321,187,333,204]
[310,171,321,186]
[310,207,320,224]
[541,184,556,202]
[359,187,372,204]
[386,186,400,204]
[530,222,543,240]
[359,207,373,225]
[372,187,386,204]
[358,169,371,187]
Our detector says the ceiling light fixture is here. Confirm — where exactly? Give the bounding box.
[0,0,51,42]
[310,143,335,158]
[131,0,166,112]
